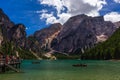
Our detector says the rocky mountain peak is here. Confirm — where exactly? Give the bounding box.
[0,8,10,23]
[51,14,117,53]
[33,23,62,50]
[68,14,88,21]
[57,15,88,39]
[34,23,62,39]
[0,8,14,35]
[0,8,27,48]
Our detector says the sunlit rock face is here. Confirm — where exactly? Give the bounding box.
[34,23,62,50]
[96,34,108,42]
[51,14,117,54]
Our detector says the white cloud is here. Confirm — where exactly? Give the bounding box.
[40,12,58,24]
[83,0,106,7]
[83,0,106,16]
[39,0,65,14]
[38,0,107,24]
[104,12,120,22]
[40,11,71,24]
[57,13,71,24]
[36,9,48,13]
[114,0,120,3]
[63,0,97,16]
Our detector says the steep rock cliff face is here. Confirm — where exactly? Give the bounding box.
[51,15,116,54]
[8,24,26,47]
[0,8,38,59]
[0,8,15,45]
[34,23,62,50]
[0,8,28,48]
[80,16,116,42]
[0,9,14,28]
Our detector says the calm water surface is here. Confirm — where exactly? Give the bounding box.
[0,60,120,80]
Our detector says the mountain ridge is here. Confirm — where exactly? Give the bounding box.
[0,8,120,59]
[51,14,117,54]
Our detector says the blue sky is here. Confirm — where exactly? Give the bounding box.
[0,0,120,35]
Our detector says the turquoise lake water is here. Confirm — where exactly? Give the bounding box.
[1,60,120,80]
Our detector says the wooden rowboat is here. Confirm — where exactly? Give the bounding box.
[72,64,87,67]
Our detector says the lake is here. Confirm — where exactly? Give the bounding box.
[0,60,120,80]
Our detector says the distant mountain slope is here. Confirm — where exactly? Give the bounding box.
[82,28,120,60]
[33,23,62,50]
[1,8,120,59]
[51,14,117,54]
